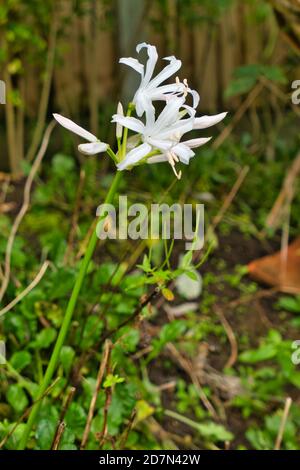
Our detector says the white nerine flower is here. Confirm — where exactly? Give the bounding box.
[53,114,108,155]
[53,43,227,179]
[120,42,199,118]
[112,97,193,177]
[147,111,228,169]
[112,98,227,179]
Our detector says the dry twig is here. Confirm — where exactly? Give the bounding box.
[166,343,218,419]
[51,387,76,450]
[0,261,50,318]
[97,343,113,448]
[0,121,56,303]
[211,166,249,231]
[274,397,292,450]
[215,308,238,369]
[81,340,112,449]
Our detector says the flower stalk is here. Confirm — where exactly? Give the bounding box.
[18,169,122,450]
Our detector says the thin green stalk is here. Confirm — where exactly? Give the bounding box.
[121,102,134,158]
[18,170,122,449]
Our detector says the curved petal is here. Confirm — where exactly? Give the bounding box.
[172,143,195,165]
[134,91,155,119]
[146,137,174,151]
[119,57,144,75]
[194,112,227,130]
[147,155,168,164]
[111,115,145,134]
[53,114,97,142]
[136,43,158,86]
[78,142,108,155]
[149,56,182,88]
[183,137,212,148]
[189,89,200,108]
[157,116,195,140]
[149,83,185,101]
[150,84,199,109]
[117,143,152,170]
[152,97,185,134]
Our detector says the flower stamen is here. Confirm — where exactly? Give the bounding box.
[167,151,182,180]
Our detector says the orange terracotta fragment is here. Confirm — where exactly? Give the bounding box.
[247,238,300,294]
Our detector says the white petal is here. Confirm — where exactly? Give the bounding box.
[116,102,124,138]
[119,57,144,75]
[182,104,197,118]
[152,97,185,134]
[149,83,184,100]
[172,143,195,164]
[189,89,200,108]
[149,56,182,88]
[134,91,155,119]
[147,155,168,164]
[157,116,195,140]
[117,101,124,115]
[111,115,145,134]
[183,137,212,148]
[53,114,97,142]
[147,137,174,151]
[117,143,152,170]
[137,43,158,86]
[78,142,108,155]
[194,112,227,130]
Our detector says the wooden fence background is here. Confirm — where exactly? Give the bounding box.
[1,0,298,174]
[25,0,292,115]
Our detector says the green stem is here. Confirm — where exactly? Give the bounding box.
[18,171,122,449]
[106,146,118,164]
[121,102,134,159]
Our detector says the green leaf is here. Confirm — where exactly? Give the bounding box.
[30,328,57,349]
[80,316,104,350]
[65,403,87,438]
[10,351,32,371]
[148,320,187,361]
[59,346,75,374]
[52,154,75,178]
[239,344,277,363]
[225,64,286,98]
[35,418,56,449]
[277,296,300,314]
[103,374,125,388]
[6,385,28,413]
[197,422,233,441]
[225,77,256,98]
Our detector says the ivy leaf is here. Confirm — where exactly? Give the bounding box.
[10,351,32,371]
[30,328,57,349]
[6,385,28,413]
[35,418,56,449]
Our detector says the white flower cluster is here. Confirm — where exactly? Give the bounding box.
[54,43,227,179]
